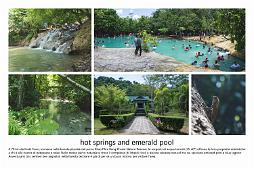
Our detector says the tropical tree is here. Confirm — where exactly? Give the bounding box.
[95,85,130,114]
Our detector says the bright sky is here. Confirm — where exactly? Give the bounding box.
[95,74,146,84]
[115,9,157,19]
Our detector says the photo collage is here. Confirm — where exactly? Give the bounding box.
[8,8,245,136]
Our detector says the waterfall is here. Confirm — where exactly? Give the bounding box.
[55,42,67,53]
[29,28,76,54]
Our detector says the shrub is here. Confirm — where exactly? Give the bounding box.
[58,102,80,114]
[99,113,134,128]
[9,108,59,135]
[9,113,27,135]
[148,113,185,132]
[27,118,59,135]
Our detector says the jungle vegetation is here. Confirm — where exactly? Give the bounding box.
[9,9,91,45]
[9,74,91,135]
[94,75,189,134]
[95,9,245,51]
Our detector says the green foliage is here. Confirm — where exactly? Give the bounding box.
[153,78,189,115]
[59,103,80,114]
[215,9,245,51]
[95,76,151,96]
[154,87,171,114]
[9,74,91,135]
[95,75,188,116]
[9,75,40,110]
[95,85,132,114]
[57,75,91,112]
[9,74,91,112]
[95,9,245,52]
[9,113,26,135]
[9,108,59,135]
[148,113,185,132]
[27,119,59,135]
[158,28,168,35]
[178,84,189,114]
[99,113,134,128]
[94,9,121,36]
[9,9,91,45]
[144,74,188,89]
[139,30,157,52]
[94,118,119,135]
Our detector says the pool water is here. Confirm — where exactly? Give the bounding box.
[9,47,82,72]
[95,36,245,71]
[40,99,91,135]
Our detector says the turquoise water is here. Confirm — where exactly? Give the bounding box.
[96,36,136,48]
[9,47,82,72]
[95,36,245,71]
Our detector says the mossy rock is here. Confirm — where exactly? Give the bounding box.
[71,21,91,55]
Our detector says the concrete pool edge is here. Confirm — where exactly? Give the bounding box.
[94,47,220,72]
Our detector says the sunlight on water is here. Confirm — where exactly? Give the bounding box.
[96,36,245,71]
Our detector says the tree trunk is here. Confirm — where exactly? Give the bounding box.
[17,75,24,110]
[191,87,216,135]
[59,74,91,94]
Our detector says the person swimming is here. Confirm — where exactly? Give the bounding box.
[195,52,204,58]
[230,62,241,70]
[191,61,198,65]
[203,58,209,64]
[214,60,220,69]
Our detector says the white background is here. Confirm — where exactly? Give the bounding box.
[0,0,253,168]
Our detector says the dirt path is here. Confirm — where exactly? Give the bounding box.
[119,116,160,135]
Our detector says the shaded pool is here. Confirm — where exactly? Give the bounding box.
[40,99,91,135]
[9,47,82,72]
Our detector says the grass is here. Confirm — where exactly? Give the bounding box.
[94,118,120,135]
[163,112,187,117]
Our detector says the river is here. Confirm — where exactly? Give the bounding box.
[9,47,82,72]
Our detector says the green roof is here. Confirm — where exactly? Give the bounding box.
[127,96,152,102]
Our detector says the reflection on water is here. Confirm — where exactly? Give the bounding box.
[40,99,91,135]
[9,47,82,72]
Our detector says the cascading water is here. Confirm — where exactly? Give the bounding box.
[29,27,78,54]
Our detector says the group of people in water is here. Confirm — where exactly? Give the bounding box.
[95,35,242,71]
[191,49,230,69]
[191,49,241,70]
